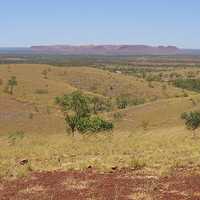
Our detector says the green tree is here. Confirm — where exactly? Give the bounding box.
[181,111,200,137]
[7,76,17,95]
[56,91,113,134]
[58,91,90,117]
[64,113,78,135]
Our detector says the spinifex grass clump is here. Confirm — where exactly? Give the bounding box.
[55,91,113,134]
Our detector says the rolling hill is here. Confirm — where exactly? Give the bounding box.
[0,63,196,134]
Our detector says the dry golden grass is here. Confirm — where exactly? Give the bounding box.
[1,126,200,179]
[110,94,200,131]
[0,64,190,105]
[1,63,200,180]
[0,63,196,134]
[58,66,190,99]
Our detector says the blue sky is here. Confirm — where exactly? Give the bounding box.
[1,0,200,48]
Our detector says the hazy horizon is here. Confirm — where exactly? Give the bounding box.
[1,44,200,50]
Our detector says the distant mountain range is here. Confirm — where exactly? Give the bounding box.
[30,45,200,55]
[1,45,200,55]
[31,45,181,55]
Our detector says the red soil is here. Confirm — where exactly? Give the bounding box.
[1,168,200,200]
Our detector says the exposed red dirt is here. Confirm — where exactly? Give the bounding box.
[1,168,200,200]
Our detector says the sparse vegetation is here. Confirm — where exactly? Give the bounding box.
[6,76,18,95]
[42,69,48,79]
[0,78,3,85]
[1,58,200,198]
[35,88,48,94]
[174,78,200,92]
[116,95,145,109]
[116,95,129,109]
[113,112,123,121]
[8,130,25,145]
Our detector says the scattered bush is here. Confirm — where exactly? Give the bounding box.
[189,98,196,106]
[35,89,48,94]
[113,112,123,120]
[75,116,113,133]
[146,74,161,82]
[6,76,18,95]
[141,120,149,131]
[8,131,24,145]
[46,106,51,114]
[28,113,34,119]
[116,96,128,109]
[34,105,39,112]
[181,111,200,137]
[116,95,145,109]
[42,69,48,79]
[148,81,154,88]
[130,157,146,170]
[174,78,200,92]
[131,97,145,106]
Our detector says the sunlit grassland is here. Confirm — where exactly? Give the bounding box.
[1,126,200,179]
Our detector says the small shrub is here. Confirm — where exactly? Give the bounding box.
[116,95,145,109]
[6,76,18,95]
[130,97,145,106]
[0,78,3,85]
[183,92,189,97]
[46,106,51,114]
[28,113,34,119]
[8,131,24,145]
[189,98,196,106]
[150,96,158,102]
[75,116,113,133]
[148,81,154,88]
[42,69,48,79]
[181,112,188,120]
[35,89,48,94]
[116,96,129,109]
[130,157,146,170]
[113,112,123,121]
[34,105,39,112]
[141,120,149,131]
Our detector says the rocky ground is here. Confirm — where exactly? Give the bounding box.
[1,168,200,200]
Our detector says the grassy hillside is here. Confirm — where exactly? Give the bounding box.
[0,64,193,103]
[59,66,189,99]
[111,95,200,131]
[0,63,193,134]
[1,63,200,180]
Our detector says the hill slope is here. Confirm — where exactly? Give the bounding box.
[0,63,197,134]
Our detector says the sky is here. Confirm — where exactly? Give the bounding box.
[0,0,200,48]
